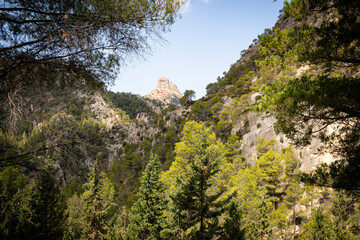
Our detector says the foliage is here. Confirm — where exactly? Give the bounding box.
[0,167,31,239]
[2,1,360,239]
[109,143,143,208]
[259,74,360,190]
[303,208,335,240]
[226,71,254,97]
[0,0,183,84]
[0,165,68,240]
[29,167,67,240]
[256,28,312,68]
[258,75,360,145]
[283,0,360,66]
[105,91,154,119]
[220,55,260,89]
[259,0,360,68]
[161,121,242,194]
[126,155,166,240]
[68,157,119,240]
[256,137,279,158]
[227,138,305,239]
[0,0,182,144]
[203,53,260,101]
[189,100,212,122]
[257,149,283,209]
[222,201,245,240]
[162,121,234,239]
[216,94,252,140]
[205,82,219,98]
[331,190,355,239]
[256,0,360,190]
[0,80,135,175]
[7,113,108,176]
[179,89,196,106]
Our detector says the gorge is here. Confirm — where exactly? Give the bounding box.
[1,1,359,239]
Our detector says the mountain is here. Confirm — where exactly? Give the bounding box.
[1,1,359,239]
[146,77,183,105]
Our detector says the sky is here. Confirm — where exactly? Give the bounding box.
[111,0,285,99]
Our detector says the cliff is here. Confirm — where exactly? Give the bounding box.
[146,77,182,105]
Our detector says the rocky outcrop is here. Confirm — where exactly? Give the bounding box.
[239,111,337,172]
[234,91,337,172]
[146,77,182,105]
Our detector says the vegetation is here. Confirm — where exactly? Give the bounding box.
[161,121,235,239]
[105,91,155,119]
[0,0,183,83]
[179,89,196,106]
[66,156,120,239]
[1,0,360,239]
[0,0,183,139]
[126,155,166,240]
[256,0,360,190]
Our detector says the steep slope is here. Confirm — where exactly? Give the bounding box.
[1,1,359,239]
[195,12,337,172]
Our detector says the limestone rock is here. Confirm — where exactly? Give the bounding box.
[239,110,337,172]
[146,77,182,105]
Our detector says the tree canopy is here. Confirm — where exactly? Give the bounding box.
[256,0,360,190]
[126,155,166,240]
[179,89,195,106]
[267,0,360,67]
[0,0,183,83]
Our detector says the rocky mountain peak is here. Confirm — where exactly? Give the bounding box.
[146,77,182,105]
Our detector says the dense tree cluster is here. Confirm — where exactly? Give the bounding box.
[105,91,155,119]
[1,0,360,239]
[256,0,360,190]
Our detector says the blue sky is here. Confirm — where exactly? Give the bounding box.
[111,0,284,99]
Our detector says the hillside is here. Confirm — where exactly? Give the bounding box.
[1,1,360,239]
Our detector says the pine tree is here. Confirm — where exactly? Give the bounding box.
[222,201,245,240]
[0,166,31,239]
[245,196,271,240]
[303,208,335,240]
[78,156,118,240]
[257,149,283,209]
[126,155,166,240]
[282,145,303,237]
[168,122,232,239]
[331,190,353,239]
[170,161,226,239]
[29,167,67,240]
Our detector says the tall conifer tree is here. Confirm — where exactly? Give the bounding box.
[78,156,117,240]
[167,121,233,239]
[126,155,166,240]
[29,167,67,240]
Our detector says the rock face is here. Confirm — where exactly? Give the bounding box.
[146,77,182,105]
[238,111,337,172]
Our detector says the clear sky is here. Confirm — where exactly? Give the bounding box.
[111,0,285,99]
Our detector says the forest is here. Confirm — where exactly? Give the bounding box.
[1,0,360,239]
